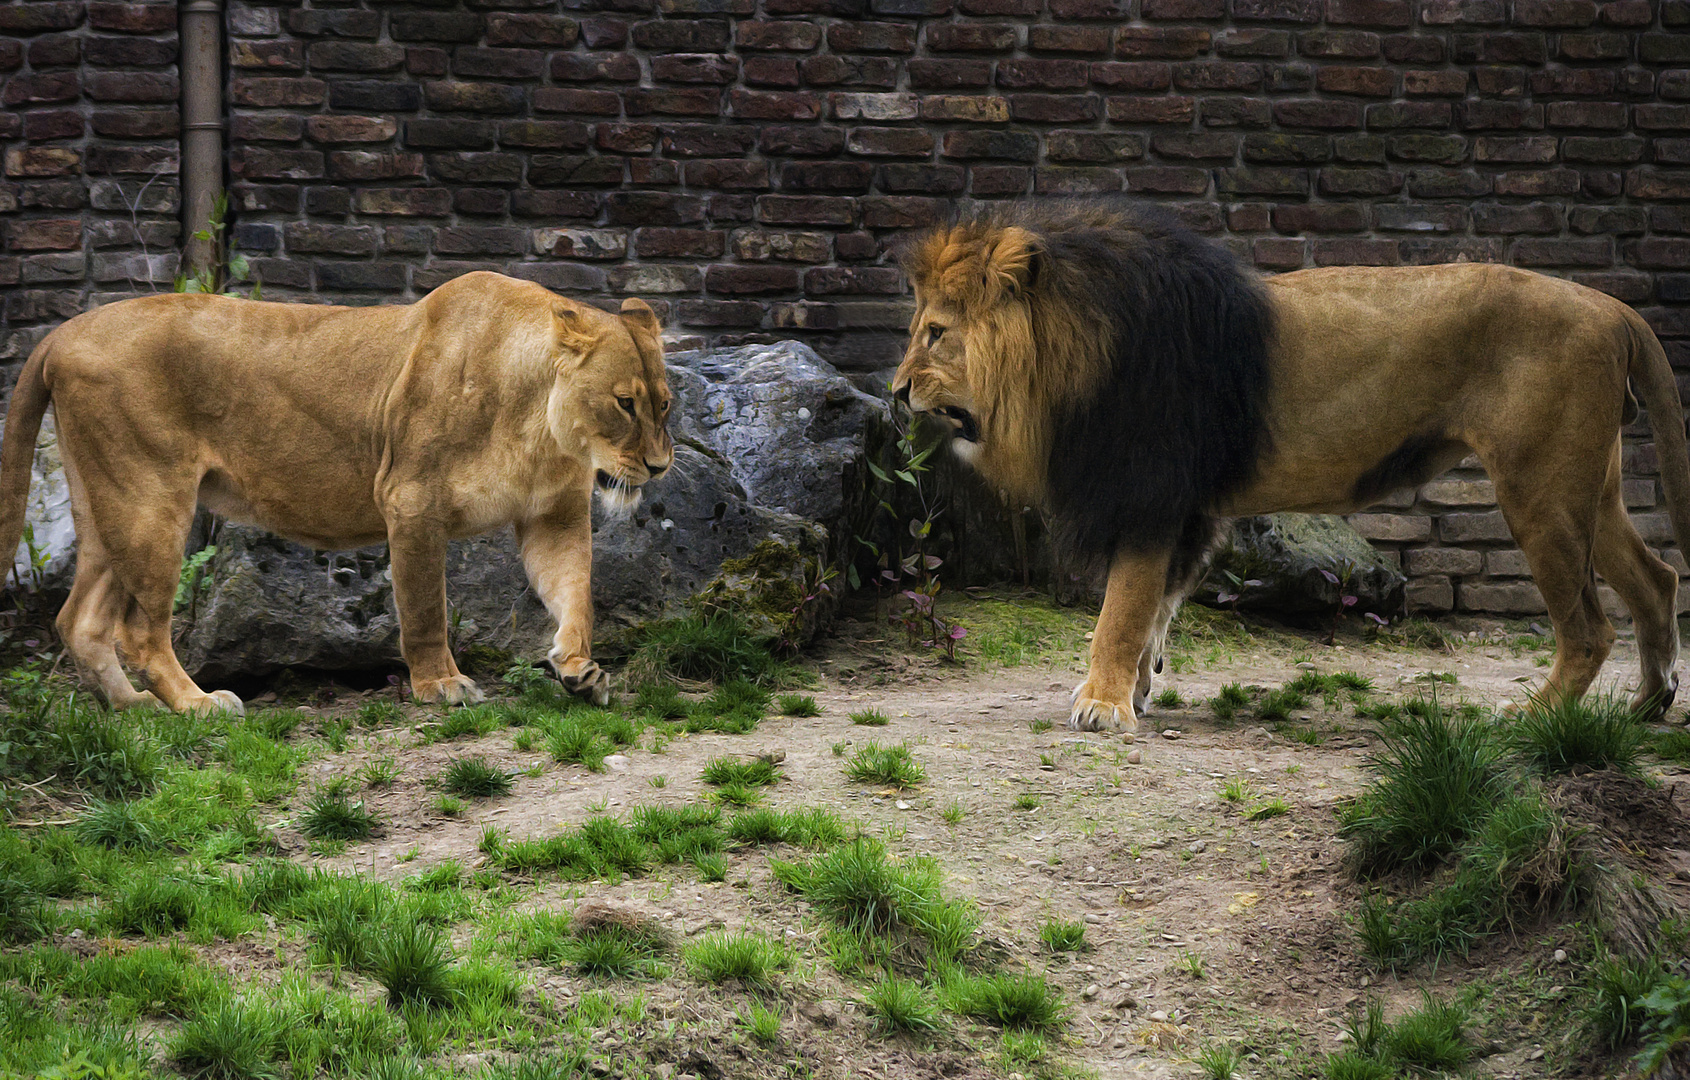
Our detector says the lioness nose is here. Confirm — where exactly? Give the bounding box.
[893,384,911,407]
[646,460,668,478]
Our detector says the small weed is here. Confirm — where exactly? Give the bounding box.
[1511,694,1643,775]
[172,998,279,1080]
[369,920,456,1007]
[361,757,400,788]
[845,742,925,789]
[1384,993,1469,1073]
[1218,778,1251,804]
[1210,683,1250,722]
[432,795,466,818]
[357,700,404,729]
[1583,951,1666,1051]
[1038,918,1087,953]
[649,775,667,789]
[850,708,890,727]
[1154,688,1182,708]
[943,969,1068,1032]
[701,756,781,788]
[710,781,764,809]
[1174,949,1206,979]
[695,854,728,882]
[1029,718,1054,734]
[1013,793,1040,811]
[777,694,820,717]
[941,800,965,826]
[438,757,513,799]
[738,1003,783,1044]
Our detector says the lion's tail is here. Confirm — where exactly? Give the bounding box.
[1627,307,1690,556]
[0,334,52,588]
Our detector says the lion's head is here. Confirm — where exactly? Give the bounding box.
[550,296,674,514]
[892,199,1274,560]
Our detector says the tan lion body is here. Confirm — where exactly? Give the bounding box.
[898,215,1690,735]
[0,271,673,715]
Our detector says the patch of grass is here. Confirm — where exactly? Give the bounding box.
[710,781,763,808]
[61,713,164,799]
[1245,797,1291,821]
[683,930,791,989]
[726,807,846,850]
[103,874,199,937]
[360,756,400,788]
[75,800,158,851]
[632,681,689,721]
[778,694,820,717]
[1013,793,1040,811]
[738,1003,783,1044]
[773,838,978,962]
[368,920,456,1007]
[1383,993,1470,1072]
[568,928,667,980]
[845,742,925,789]
[300,790,376,841]
[1173,949,1206,979]
[1218,778,1251,804]
[1038,917,1087,953]
[941,800,965,826]
[695,854,727,882]
[1210,683,1250,722]
[1511,694,1644,775]
[701,756,781,787]
[438,757,513,799]
[172,997,280,1080]
[356,700,404,729]
[1339,700,1504,876]
[850,708,889,727]
[866,974,943,1034]
[1322,1051,1393,1080]
[681,678,770,735]
[1583,950,1667,1051]
[943,969,1068,1032]
[1256,687,1307,722]
[431,794,466,818]
[1154,688,1182,708]
[626,612,785,686]
[1196,1042,1239,1080]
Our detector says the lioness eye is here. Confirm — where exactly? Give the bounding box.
[927,325,945,348]
[618,396,636,414]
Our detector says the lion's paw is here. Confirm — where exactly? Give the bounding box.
[555,656,611,707]
[184,690,244,717]
[1070,681,1138,739]
[414,675,484,706]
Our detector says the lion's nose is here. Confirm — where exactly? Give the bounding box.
[646,460,668,478]
[893,384,911,407]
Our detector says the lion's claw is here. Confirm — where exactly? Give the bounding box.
[556,656,611,706]
[1069,680,1138,738]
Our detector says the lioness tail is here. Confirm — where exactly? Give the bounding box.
[0,335,51,588]
[1627,307,1690,562]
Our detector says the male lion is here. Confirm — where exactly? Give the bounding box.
[894,200,1690,734]
[0,271,672,715]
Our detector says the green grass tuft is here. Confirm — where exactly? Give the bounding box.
[778,694,820,717]
[701,756,781,787]
[626,613,785,685]
[1038,917,1087,953]
[300,790,376,841]
[845,742,925,789]
[683,930,791,989]
[866,974,943,1034]
[172,998,280,1080]
[1511,694,1644,775]
[438,757,513,799]
[368,920,456,1007]
[943,969,1068,1032]
[850,708,890,727]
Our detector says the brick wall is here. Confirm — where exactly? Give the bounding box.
[3,0,1690,616]
[0,0,180,375]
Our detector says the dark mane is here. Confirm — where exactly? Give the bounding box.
[994,199,1274,567]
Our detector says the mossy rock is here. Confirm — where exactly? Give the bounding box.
[694,533,835,648]
[1195,512,1406,623]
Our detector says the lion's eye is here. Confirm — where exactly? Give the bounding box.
[927,325,945,348]
[617,396,636,415]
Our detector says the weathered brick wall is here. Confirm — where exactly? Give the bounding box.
[0,0,180,376]
[3,0,1690,616]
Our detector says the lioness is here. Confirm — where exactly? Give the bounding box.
[0,271,672,715]
[894,199,1690,734]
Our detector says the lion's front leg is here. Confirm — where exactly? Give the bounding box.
[518,500,609,707]
[1070,548,1172,737]
[387,515,483,706]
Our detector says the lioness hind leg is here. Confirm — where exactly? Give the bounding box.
[1592,447,1681,718]
[56,548,158,710]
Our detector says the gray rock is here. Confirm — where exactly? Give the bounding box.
[163,341,883,680]
[9,413,75,591]
[1193,512,1406,622]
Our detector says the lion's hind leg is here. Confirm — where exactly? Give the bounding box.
[56,543,159,710]
[1488,454,1615,712]
[1592,443,1681,718]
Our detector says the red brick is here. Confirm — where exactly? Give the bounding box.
[803,266,902,294]
[926,22,1018,51]
[1273,98,1364,127]
[1312,237,1400,264]
[552,53,640,82]
[728,89,820,120]
[1174,61,1263,90]
[1514,237,1613,265]
[1115,27,1211,58]
[486,13,579,46]
[1326,0,1412,24]
[626,88,724,117]
[1318,65,1396,95]
[6,218,80,251]
[536,88,621,116]
[907,58,992,88]
[1513,0,1597,24]
[739,20,823,49]
[1123,165,1211,193]
[1091,62,1173,90]
[88,3,173,33]
[230,77,327,108]
[636,228,726,258]
[827,21,915,52]
[846,127,935,156]
[1107,95,1197,123]
[861,195,950,226]
[968,166,1032,195]
[1030,25,1112,52]
[1254,237,1307,267]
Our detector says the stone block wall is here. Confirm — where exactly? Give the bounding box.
[0,0,180,377]
[3,0,1690,616]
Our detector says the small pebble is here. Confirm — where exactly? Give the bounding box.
[1082,984,1099,1000]
[1126,749,1142,765]
[1161,729,1180,740]
[895,800,910,810]
[1187,840,1207,854]
[603,754,629,772]
[1149,1009,1169,1022]
[1553,948,1567,963]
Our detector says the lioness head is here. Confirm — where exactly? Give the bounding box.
[892,221,1059,501]
[552,296,674,514]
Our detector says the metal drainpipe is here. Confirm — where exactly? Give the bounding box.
[179,0,223,278]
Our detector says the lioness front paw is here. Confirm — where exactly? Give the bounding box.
[554,656,611,707]
[183,690,245,717]
[413,675,485,706]
[1069,680,1138,738]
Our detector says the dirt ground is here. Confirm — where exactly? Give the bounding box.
[237,594,1682,1080]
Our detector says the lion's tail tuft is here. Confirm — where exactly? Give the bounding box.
[0,335,52,588]
[1628,308,1690,558]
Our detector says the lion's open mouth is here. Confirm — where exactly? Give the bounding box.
[938,406,980,442]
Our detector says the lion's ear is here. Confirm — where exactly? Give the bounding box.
[985,226,1041,300]
[553,303,599,361]
[618,297,662,354]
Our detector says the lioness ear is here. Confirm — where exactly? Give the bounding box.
[618,297,662,353]
[985,226,1040,300]
[553,303,598,361]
